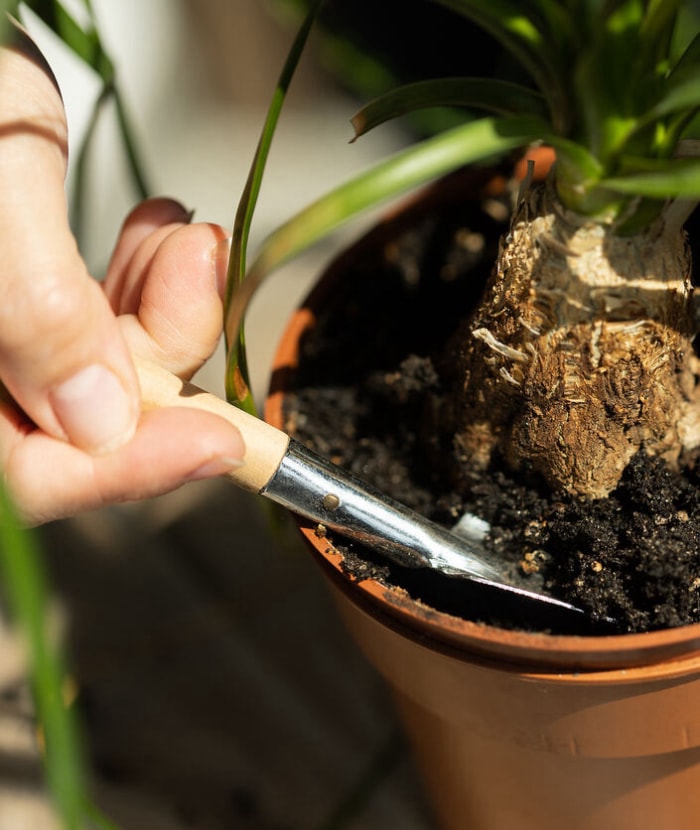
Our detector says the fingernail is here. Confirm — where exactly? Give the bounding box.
[50,365,137,454]
[187,455,245,482]
[164,198,194,224]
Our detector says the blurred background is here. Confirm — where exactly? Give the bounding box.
[0,1,443,827]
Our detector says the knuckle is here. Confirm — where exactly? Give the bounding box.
[0,266,97,356]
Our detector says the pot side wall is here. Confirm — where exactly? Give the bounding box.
[331,588,700,759]
[329,575,700,830]
[396,690,700,830]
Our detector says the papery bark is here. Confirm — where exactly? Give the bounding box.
[447,178,700,499]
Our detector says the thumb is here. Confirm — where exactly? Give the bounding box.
[0,31,139,454]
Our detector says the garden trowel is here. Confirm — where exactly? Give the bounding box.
[136,357,615,633]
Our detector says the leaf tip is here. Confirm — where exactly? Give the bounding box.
[350,112,366,143]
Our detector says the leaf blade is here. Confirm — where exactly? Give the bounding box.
[224,0,323,413]
[225,115,547,358]
[351,77,549,139]
[602,156,700,198]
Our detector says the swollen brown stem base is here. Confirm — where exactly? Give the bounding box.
[446,178,700,500]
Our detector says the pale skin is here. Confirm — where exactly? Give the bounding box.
[0,34,245,525]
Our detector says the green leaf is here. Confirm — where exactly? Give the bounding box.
[69,74,149,237]
[23,0,113,80]
[647,25,700,126]
[670,31,700,78]
[638,0,683,67]
[429,0,565,106]
[572,3,645,155]
[18,1,150,235]
[224,0,323,412]
[0,489,88,830]
[225,115,546,355]
[647,71,700,121]
[351,77,550,138]
[0,1,21,37]
[432,0,543,45]
[602,156,700,197]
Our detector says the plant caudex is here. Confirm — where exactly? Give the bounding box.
[227,0,700,500]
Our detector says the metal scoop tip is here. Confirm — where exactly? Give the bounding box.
[263,441,617,633]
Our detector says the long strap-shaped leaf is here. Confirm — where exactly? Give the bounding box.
[429,0,566,112]
[224,114,547,388]
[603,155,700,198]
[24,0,109,73]
[21,0,150,235]
[224,0,323,414]
[0,488,87,829]
[351,77,550,139]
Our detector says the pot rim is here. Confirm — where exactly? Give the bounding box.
[267,383,700,675]
[308,527,700,677]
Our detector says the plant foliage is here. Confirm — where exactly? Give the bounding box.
[0,489,86,828]
[226,0,700,406]
[5,0,150,236]
[360,0,700,220]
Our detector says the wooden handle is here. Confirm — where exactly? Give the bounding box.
[135,356,290,493]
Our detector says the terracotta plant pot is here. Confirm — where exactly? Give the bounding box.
[264,160,700,830]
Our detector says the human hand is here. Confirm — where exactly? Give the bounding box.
[0,31,245,525]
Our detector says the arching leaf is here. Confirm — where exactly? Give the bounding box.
[351,77,550,139]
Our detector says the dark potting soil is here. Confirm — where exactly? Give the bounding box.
[281,167,700,635]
